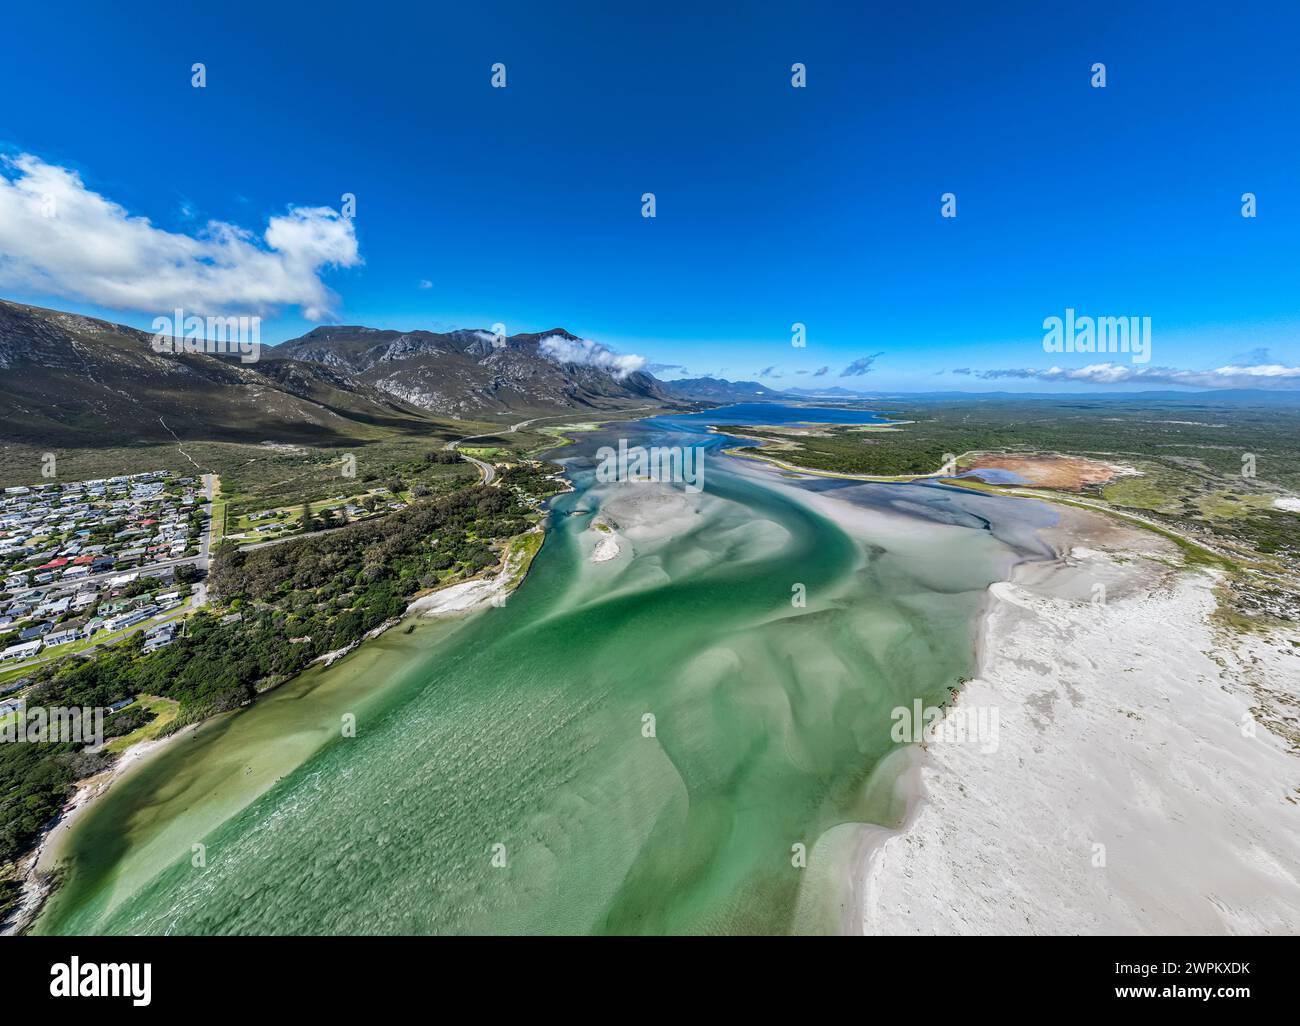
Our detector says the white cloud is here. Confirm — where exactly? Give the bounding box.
[841,353,883,376]
[0,153,360,320]
[977,361,1300,389]
[538,334,646,378]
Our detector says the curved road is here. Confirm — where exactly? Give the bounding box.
[443,407,667,485]
[460,453,496,484]
[441,417,545,484]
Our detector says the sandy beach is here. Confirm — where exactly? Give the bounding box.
[1,722,199,936]
[13,445,1298,936]
[406,526,543,618]
[860,504,1300,934]
[588,514,622,562]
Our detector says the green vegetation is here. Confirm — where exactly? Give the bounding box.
[522,421,606,455]
[0,714,111,865]
[0,871,18,923]
[210,485,533,641]
[733,396,1300,484]
[1047,496,1238,571]
[501,530,545,589]
[1,479,545,874]
[1100,464,1192,513]
[723,396,1300,565]
[720,395,1300,632]
[213,441,479,530]
[104,696,180,755]
[497,460,568,500]
[0,368,575,893]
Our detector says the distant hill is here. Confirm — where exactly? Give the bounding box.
[866,389,1300,406]
[781,386,878,398]
[663,377,795,402]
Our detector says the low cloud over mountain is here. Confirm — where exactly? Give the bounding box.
[537,333,645,378]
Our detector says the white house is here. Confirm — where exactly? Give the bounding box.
[1,639,42,661]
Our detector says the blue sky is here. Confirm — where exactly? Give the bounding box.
[1,1,1298,391]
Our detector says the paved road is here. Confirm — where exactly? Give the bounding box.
[460,453,496,484]
[2,480,222,677]
[441,420,530,485]
[0,603,194,673]
[193,474,215,606]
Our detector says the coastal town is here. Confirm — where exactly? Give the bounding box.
[0,446,565,728]
[0,472,212,684]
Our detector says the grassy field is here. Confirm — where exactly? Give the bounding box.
[1,409,498,496]
[209,474,228,546]
[452,406,680,461]
[736,394,1300,488]
[223,485,428,536]
[105,695,181,755]
[208,440,481,524]
[502,529,545,589]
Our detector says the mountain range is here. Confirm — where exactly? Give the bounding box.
[268,324,674,418]
[4,298,1297,463]
[0,301,688,451]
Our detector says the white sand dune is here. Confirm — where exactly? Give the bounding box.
[861,510,1300,935]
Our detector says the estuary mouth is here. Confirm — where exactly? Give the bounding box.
[35,406,1025,936]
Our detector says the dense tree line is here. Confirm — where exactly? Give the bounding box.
[0,734,75,865]
[1,484,537,871]
[211,485,525,603]
[499,460,568,499]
